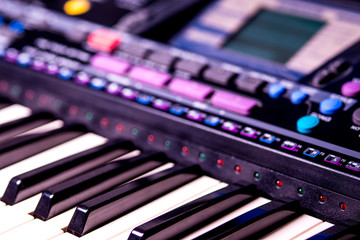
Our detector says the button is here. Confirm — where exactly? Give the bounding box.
[297,115,320,134]
[290,90,308,104]
[46,63,60,75]
[240,127,257,138]
[136,94,154,105]
[64,0,91,16]
[211,91,257,116]
[324,154,341,164]
[236,76,265,94]
[281,140,298,151]
[303,147,320,157]
[268,83,286,98]
[58,67,74,80]
[87,29,121,52]
[17,52,32,67]
[221,121,239,133]
[8,20,25,34]
[175,59,206,77]
[119,43,150,58]
[4,48,19,62]
[147,52,177,67]
[90,54,130,75]
[31,57,46,71]
[121,88,138,100]
[259,133,276,144]
[203,67,235,86]
[128,66,171,88]
[153,99,171,111]
[169,105,186,115]
[346,161,360,171]
[186,110,203,122]
[204,116,221,126]
[319,98,343,115]
[168,78,213,101]
[74,72,91,85]
[341,81,360,97]
[90,78,107,90]
[106,82,122,95]
[352,108,360,125]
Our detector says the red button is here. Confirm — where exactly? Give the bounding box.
[87,29,121,52]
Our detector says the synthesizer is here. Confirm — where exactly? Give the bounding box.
[0,0,359,239]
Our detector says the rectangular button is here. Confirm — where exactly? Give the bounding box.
[90,54,130,75]
[168,78,213,101]
[128,66,171,88]
[87,29,121,52]
[211,91,257,115]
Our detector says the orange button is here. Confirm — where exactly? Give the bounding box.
[87,29,121,52]
[64,0,91,16]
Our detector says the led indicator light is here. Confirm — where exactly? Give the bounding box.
[254,172,261,180]
[181,146,189,155]
[116,123,124,132]
[131,128,139,137]
[148,134,155,143]
[69,106,78,116]
[199,153,206,160]
[235,165,242,173]
[100,117,109,127]
[340,202,347,211]
[217,159,224,166]
[319,195,326,203]
[164,140,172,148]
[276,179,283,187]
[297,187,304,195]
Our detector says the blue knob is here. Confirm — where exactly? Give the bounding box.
[319,98,343,115]
[268,83,286,98]
[297,115,320,134]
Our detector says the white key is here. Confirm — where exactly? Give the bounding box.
[183,197,271,240]
[0,104,31,125]
[0,133,107,196]
[261,215,323,240]
[292,222,334,240]
[111,150,141,161]
[16,120,64,136]
[71,178,226,240]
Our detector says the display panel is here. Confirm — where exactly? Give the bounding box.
[224,9,325,64]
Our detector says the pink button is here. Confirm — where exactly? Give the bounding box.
[128,66,171,88]
[90,54,130,75]
[168,78,213,101]
[211,91,257,115]
[341,81,360,97]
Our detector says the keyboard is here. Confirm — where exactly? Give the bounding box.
[0,0,360,239]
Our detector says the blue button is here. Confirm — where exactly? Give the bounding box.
[58,67,74,80]
[297,115,320,134]
[259,133,276,144]
[0,15,4,26]
[303,148,320,157]
[268,83,286,98]
[319,98,343,115]
[169,105,186,115]
[204,116,221,126]
[136,94,154,105]
[8,20,25,34]
[90,78,107,90]
[290,90,308,104]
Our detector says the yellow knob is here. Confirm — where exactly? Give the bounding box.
[64,0,91,16]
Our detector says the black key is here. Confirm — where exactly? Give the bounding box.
[128,185,258,240]
[33,152,169,221]
[308,223,360,240]
[194,201,300,240]
[1,140,134,205]
[66,164,200,237]
[0,112,54,144]
[0,125,85,169]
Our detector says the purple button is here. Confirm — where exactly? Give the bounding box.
[128,66,171,88]
[106,82,122,95]
[186,110,203,122]
[153,99,171,111]
[5,48,19,62]
[211,91,257,116]
[74,72,91,85]
[121,88,138,100]
[46,63,60,75]
[90,54,130,75]
[168,78,213,101]
[31,57,46,71]
[240,127,258,139]
[341,81,360,97]
[221,121,239,133]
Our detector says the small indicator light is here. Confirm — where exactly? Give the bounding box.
[25,90,35,100]
[116,123,124,132]
[199,153,206,160]
[85,112,94,121]
[39,95,49,105]
[164,140,172,148]
[131,128,139,137]
[69,106,78,116]
[216,159,224,166]
[340,202,347,211]
[53,100,62,110]
[235,165,242,173]
[297,187,304,195]
[319,195,326,203]
[181,146,189,155]
[276,179,283,187]
[148,134,155,143]
[100,117,109,127]
[0,81,9,92]
[254,172,261,180]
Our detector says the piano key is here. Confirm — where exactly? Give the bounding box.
[65,164,202,236]
[183,197,271,240]
[261,214,323,239]
[292,221,334,240]
[0,104,31,125]
[77,177,225,240]
[307,224,360,240]
[128,185,260,240]
[0,133,106,196]
[193,201,301,240]
[1,140,134,205]
[0,126,85,169]
[15,119,64,137]
[33,152,170,221]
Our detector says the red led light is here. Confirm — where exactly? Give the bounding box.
[116,123,124,132]
[38,95,49,105]
[235,165,242,173]
[69,106,78,116]
[319,195,326,203]
[0,81,9,92]
[217,159,224,166]
[148,134,156,143]
[25,90,35,100]
[276,179,283,187]
[181,146,189,154]
[100,117,109,127]
[340,202,347,211]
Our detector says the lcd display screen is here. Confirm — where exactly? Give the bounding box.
[224,9,325,63]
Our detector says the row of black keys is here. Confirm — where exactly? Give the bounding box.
[0,102,358,239]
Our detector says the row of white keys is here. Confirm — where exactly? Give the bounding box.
[53,178,226,240]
